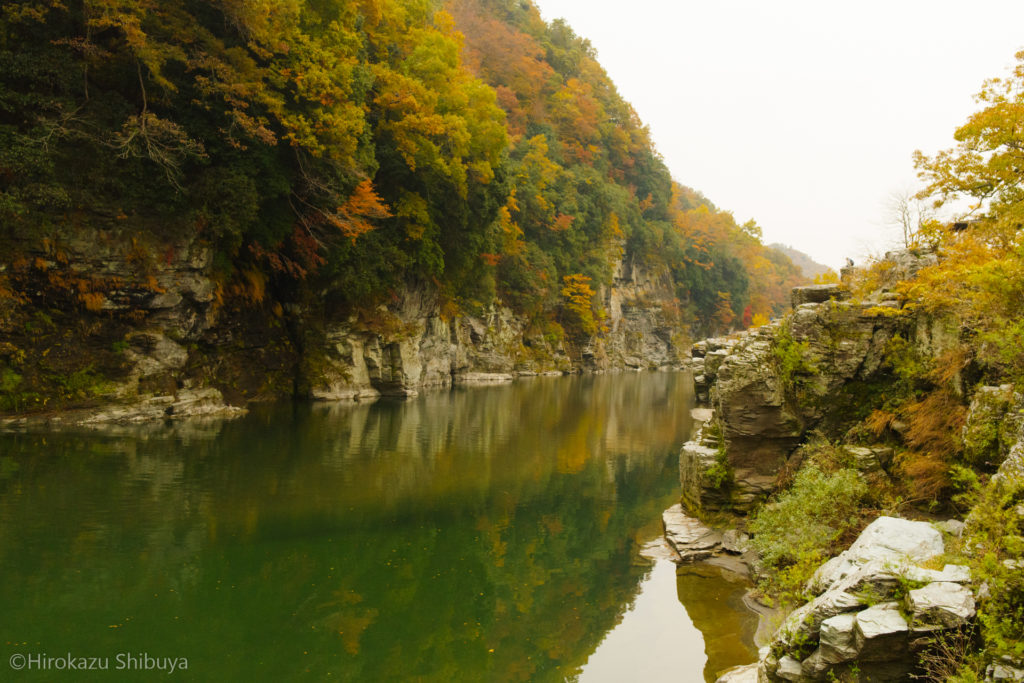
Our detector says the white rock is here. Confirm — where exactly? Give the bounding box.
[775,655,804,681]
[714,663,759,683]
[854,602,909,661]
[818,612,859,662]
[906,582,976,628]
[808,516,944,593]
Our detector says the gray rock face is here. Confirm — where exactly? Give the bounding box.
[906,582,976,628]
[790,284,849,307]
[964,384,1022,467]
[1,386,246,427]
[758,516,974,682]
[598,257,684,370]
[714,663,759,683]
[662,504,722,561]
[310,256,684,400]
[694,294,908,511]
[5,227,686,423]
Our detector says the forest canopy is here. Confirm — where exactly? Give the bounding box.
[0,0,804,337]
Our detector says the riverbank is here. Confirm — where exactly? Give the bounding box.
[0,228,688,426]
[666,250,1024,681]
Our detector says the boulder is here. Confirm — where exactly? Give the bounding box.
[722,529,750,555]
[808,517,944,594]
[841,445,893,475]
[759,517,974,681]
[936,519,966,537]
[906,582,975,629]
[853,602,909,661]
[714,663,758,683]
[775,656,804,681]
[987,656,1024,682]
[791,284,849,307]
[817,612,859,662]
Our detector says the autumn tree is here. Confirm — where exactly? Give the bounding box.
[910,49,1024,380]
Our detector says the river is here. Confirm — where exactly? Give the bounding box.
[0,372,757,681]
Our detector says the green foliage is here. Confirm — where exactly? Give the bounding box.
[704,444,733,490]
[957,476,1024,660]
[0,367,24,411]
[884,334,930,390]
[750,465,868,578]
[771,322,818,395]
[0,0,806,344]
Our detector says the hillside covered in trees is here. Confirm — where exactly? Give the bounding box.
[0,0,805,413]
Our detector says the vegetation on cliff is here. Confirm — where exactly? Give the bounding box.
[732,52,1024,679]
[0,0,808,413]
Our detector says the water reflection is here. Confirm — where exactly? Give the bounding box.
[0,373,710,681]
[677,565,760,681]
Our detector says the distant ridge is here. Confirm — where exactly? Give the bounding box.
[768,244,832,279]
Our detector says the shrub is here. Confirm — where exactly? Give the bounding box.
[750,465,868,571]
[771,322,818,396]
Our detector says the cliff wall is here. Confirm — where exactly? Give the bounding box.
[0,228,685,425]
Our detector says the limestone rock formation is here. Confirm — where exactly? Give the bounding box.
[683,250,946,512]
[758,517,975,682]
[2,228,687,424]
[662,503,723,561]
[714,663,759,682]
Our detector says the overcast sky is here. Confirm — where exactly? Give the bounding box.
[532,0,1024,270]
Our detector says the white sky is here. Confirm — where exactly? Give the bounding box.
[533,0,1024,270]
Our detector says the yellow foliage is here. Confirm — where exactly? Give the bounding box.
[560,274,598,337]
[232,269,267,304]
[865,409,895,438]
[79,291,106,313]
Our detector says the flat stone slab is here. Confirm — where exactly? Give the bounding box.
[791,284,849,307]
[714,663,758,683]
[662,503,722,561]
[690,407,714,422]
[638,537,681,563]
[454,372,514,383]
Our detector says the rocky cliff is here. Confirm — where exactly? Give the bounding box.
[0,228,685,425]
[680,250,950,513]
[676,248,1024,682]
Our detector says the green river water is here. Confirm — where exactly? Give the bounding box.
[0,372,757,681]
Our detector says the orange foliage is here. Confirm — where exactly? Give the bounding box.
[447,0,556,138]
[895,389,967,502]
[865,409,896,438]
[550,213,574,232]
[333,179,393,240]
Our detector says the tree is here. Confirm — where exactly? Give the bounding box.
[909,50,1024,380]
[914,50,1024,247]
[884,188,933,248]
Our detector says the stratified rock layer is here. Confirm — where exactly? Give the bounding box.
[758,517,975,682]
